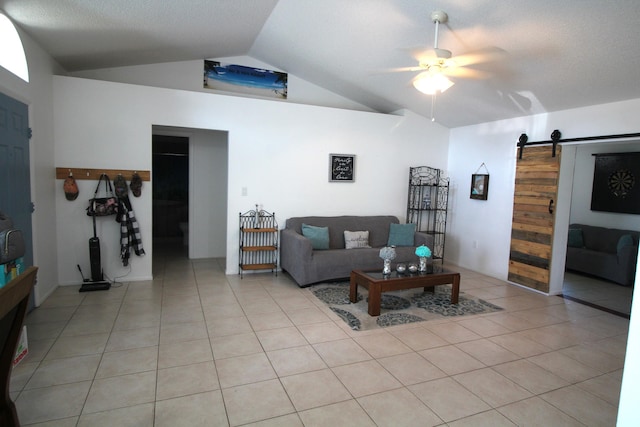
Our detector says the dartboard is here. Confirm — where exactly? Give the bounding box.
[608,169,634,197]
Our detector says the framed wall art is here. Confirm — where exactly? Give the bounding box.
[203,60,288,99]
[329,154,355,182]
[591,152,640,214]
[470,174,490,200]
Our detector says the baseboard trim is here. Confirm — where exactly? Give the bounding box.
[558,294,630,319]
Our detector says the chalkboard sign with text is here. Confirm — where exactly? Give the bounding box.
[329,154,355,182]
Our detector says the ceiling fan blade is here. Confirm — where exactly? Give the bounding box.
[449,47,506,67]
[387,66,424,73]
[442,67,491,79]
[406,47,437,61]
[370,65,424,76]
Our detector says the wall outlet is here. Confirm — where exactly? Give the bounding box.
[241,187,247,196]
[472,240,478,249]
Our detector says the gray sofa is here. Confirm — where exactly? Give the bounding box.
[566,223,639,286]
[280,215,433,287]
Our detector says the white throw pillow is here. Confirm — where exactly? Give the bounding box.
[344,230,371,249]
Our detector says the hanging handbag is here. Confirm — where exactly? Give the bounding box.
[87,174,118,216]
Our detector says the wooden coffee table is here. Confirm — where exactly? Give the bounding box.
[350,267,460,316]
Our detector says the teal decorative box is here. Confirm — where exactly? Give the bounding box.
[0,257,24,287]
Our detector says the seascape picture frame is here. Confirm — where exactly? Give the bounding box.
[203,60,288,99]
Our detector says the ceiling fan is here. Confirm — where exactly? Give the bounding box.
[400,10,502,95]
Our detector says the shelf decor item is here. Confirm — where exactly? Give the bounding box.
[396,263,407,274]
[379,246,396,275]
[415,245,432,272]
[254,204,260,228]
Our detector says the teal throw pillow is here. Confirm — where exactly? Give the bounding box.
[388,223,416,247]
[617,234,634,253]
[567,228,584,248]
[302,224,330,250]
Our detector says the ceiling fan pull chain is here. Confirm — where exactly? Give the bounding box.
[430,94,436,122]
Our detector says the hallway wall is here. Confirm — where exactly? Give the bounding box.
[53,76,448,283]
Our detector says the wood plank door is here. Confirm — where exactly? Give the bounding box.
[508,145,561,293]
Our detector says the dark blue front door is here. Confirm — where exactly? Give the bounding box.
[0,91,33,270]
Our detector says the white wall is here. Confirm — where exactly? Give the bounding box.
[569,142,640,229]
[0,22,65,305]
[618,255,640,425]
[447,98,640,283]
[190,129,228,258]
[71,56,374,113]
[53,76,448,283]
[445,100,640,424]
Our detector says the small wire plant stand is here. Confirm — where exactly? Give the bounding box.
[239,206,278,278]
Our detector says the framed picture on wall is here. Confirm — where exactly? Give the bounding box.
[470,174,489,200]
[591,152,640,214]
[329,154,355,182]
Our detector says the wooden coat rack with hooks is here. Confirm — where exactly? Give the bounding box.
[55,167,150,181]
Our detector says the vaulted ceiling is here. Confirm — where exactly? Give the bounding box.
[3,0,640,128]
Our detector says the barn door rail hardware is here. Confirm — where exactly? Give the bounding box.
[517,130,640,160]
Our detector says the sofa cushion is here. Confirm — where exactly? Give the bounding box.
[285,216,399,249]
[302,224,330,250]
[568,228,584,248]
[344,230,370,249]
[617,234,635,253]
[388,223,416,247]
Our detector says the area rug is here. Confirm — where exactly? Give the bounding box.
[310,282,503,331]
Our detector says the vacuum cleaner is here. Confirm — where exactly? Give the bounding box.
[78,214,111,292]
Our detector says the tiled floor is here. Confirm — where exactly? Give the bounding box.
[10,246,629,426]
[563,271,634,316]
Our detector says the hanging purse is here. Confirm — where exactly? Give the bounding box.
[87,174,118,216]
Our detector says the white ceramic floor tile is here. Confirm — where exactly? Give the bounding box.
[15,381,92,425]
[222,379,295,426]
[13,251,630,426]
[25,354,101,389]
[155,390,228,427]
[77,403,155,427]
[266,345,328,377]
[358,387,443,426]
[156,360,219,401]
[83,371,156,414]
[280,369,352,411]
[298,399,376,427]
[216,352,277,388]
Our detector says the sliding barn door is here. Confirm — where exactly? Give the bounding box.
[508,145,561,293]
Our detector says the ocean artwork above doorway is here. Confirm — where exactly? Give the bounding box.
[203,60,288,99]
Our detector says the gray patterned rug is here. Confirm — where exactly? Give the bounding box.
[310,282,503,331]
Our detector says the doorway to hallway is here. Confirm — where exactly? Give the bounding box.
[152,134,189,257]
[151,126,229,271]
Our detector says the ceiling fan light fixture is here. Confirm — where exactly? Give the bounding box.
[413,72,454,95]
